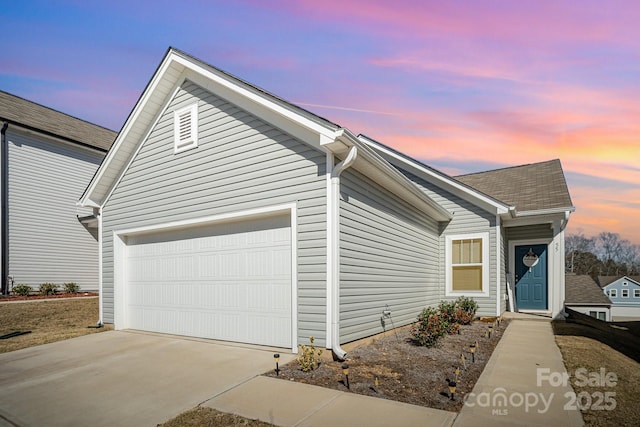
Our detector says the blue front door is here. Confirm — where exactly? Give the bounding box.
[515,244,548,310]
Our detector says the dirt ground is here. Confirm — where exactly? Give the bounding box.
[0,292,98,301]
[553,310,640,426]
[159,406,274,427]
[0,297,112,353]
[264,318,509,412]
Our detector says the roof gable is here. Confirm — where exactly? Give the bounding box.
[79,48,451,222]
[0,90,116,151]
[599,275,640,288]
[456,159,574,214]
[565,274,611,305]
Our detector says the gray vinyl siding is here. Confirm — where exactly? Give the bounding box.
[101,80,327,345]
[400,170,498,316]
[339,168,440,343]
[7,127,103,289]
[505,224,553,241]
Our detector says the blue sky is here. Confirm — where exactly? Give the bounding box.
[2,0,639,244]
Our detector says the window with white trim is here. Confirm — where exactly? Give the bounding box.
[608,289,617,298]
[446,232,489,296]
[635,289,640,298]
[174,103,198,153]
[622,289,629,298]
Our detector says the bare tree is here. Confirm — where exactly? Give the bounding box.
[596,232,623,262]
[566,231,640,277]
[565,231,595,273]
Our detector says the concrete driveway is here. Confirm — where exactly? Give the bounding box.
[0,331,294,427]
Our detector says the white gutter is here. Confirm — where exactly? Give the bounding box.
[514,206,575,217]
[328,146,358,360]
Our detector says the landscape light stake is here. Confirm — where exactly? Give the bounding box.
[454,367,460,382]
[448,380,457,401]
[475,340,479,351]
[274,353,280,376]
[460,353,466,369]
[470,343,476,363]
[488,324,493,338]
[342,363,350,390]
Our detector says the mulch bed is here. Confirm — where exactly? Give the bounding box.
[0,292,98,302]
[264,318,509,412]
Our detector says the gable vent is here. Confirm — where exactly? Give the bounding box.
[174,103,198,153]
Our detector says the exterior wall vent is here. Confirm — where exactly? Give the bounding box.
[174,103,198,153]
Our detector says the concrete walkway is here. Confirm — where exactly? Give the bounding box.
[0,315,584,426]
[204,314,584,427]
[204,376,456,426]
[453,315,584,426]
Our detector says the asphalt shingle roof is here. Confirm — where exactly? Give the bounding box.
[565,274,611,305]
[0,90,116,151]
[455,159,573,212]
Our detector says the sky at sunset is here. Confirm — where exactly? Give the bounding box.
[2,1,639,244]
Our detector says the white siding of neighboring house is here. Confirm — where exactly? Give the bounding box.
[101,80,328,345]
[7,127,103,289]
[567,305,610,321]
[339,168,440,343]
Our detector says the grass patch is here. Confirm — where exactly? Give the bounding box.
[0,298,112,353]
[159,406,274,427]
[553,309,640,426]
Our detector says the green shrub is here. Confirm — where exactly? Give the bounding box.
[12,284,31,296]
[298,336,323,372]
[63,282,80,294]
[410,307,449,347]
[39,282,58,296]
[438,300,457,324]
[455,296,478,324]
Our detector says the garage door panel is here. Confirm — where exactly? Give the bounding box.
[125,215,292,348]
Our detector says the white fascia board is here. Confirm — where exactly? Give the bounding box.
[330,130,452,221]
[79,51,185,208]
[358,136,510,215]
[502,209,573,229]
[175,54,339,146]
[513,206,575,217]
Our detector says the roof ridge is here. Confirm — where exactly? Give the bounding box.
[455,158,560,178]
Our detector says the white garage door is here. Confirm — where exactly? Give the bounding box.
[124,215,292,348]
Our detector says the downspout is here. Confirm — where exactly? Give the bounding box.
[1,122,8,295]
[496,215,502,317]
[329,146,358,360]
[97,207,104,326]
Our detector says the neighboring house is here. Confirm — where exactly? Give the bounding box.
[79,48,574,356]
[564,274,611,321]
[598,276,640,321]
[0,91,116,293]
